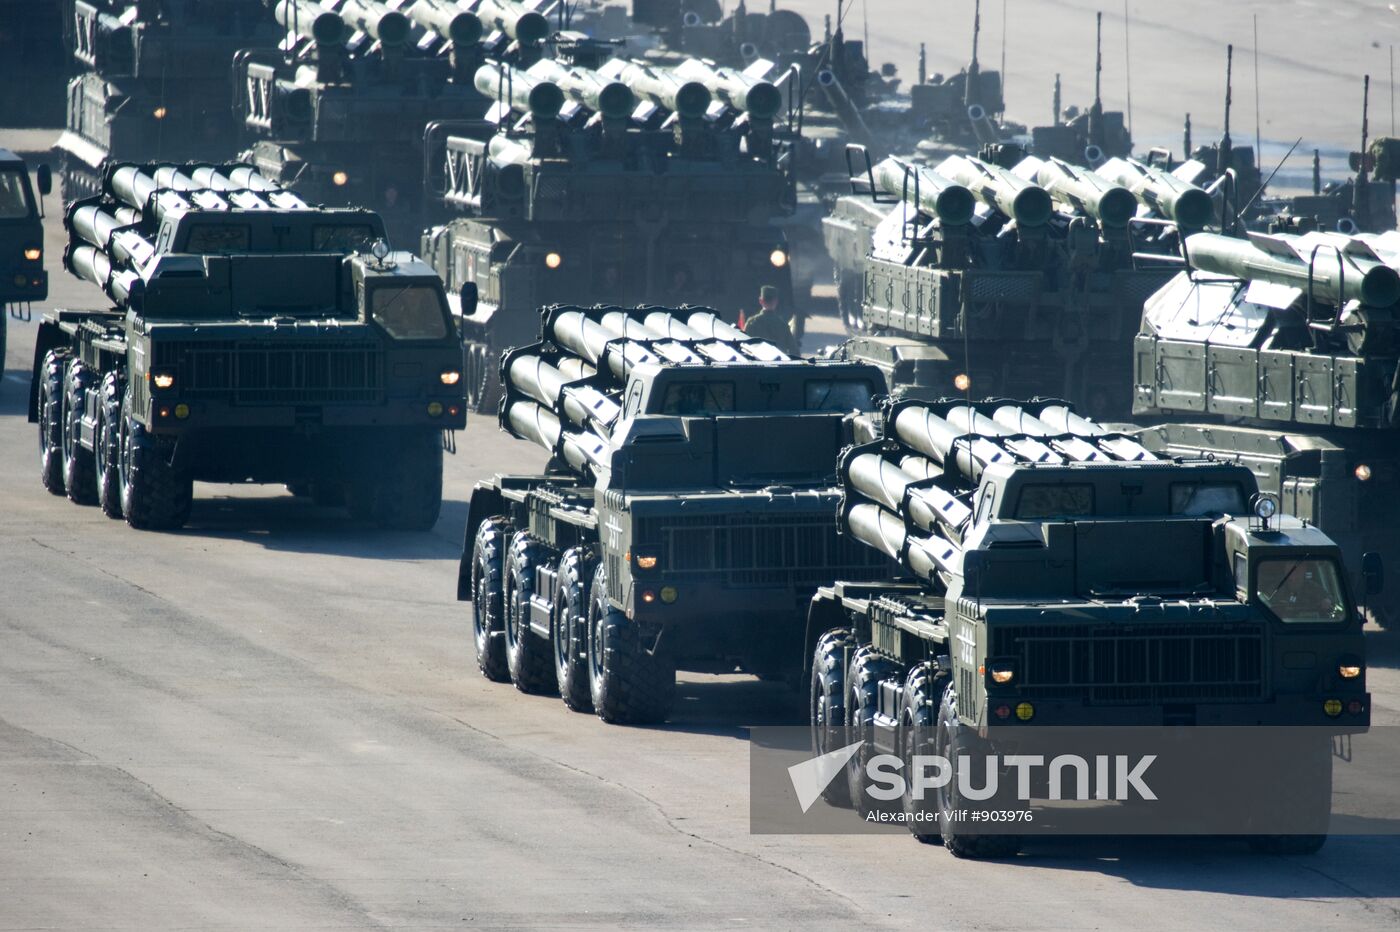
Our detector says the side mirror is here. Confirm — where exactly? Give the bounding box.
[1361,551,1384,596]
[459,282,479,317]
[36,164,52,197]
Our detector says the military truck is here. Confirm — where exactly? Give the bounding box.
[420,55,795,411]
[234,0,508,245]
[28,161,465,530]
[1132,229,1400,630]
[456,304,890,723]
[822,148,1209,418]
[1,150,52,376]
[55,1,276,200]
[808,397,1374,857]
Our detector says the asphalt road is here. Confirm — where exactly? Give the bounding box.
[4,167,1400,930]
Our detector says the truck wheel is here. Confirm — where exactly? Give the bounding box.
[349,430,443,530]
[117,387,193,531]
[468,345,503,414]
[37,348,70,495]
[470,515,513,682]
[900,662,947,844]
[934,686,1021,859]
[1247,735,1331,855]
[587,563,675,725]
[844,646,901,817]
[504,533,557,695]
[62,360,99,505]
[552,547,596,712]
[1364,601,1396,631]
[95,373,124,518]
[810,627,856,808]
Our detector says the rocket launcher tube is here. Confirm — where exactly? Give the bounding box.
[548,309,661,381]
[506,351,621,432]
[598,311,702,366]
[685,310,789,361]
[1030,157,1138,229]
[597,59,712,120]
[527,60,635,120]
[937,154,1054,227]
[475,61,566,118]
[338,0,412,47]
[474,0,550,45]
[641,312,749,362]
[67,245,140,305]
[891,405,1013,483]
[991,404,1108,462]
[274,0,349,46]
[843,452,972,534]
[845,503,960,582]
[1097,156,1215,229]
[406,0,484,47]
[670,58,783,120]
[1185,231,1400,308]
[1035,404,1158,461]
[872,157,976,227]
[942,405,1064,465]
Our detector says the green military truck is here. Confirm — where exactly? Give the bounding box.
[809,398,1374,857]
[1132,230,1399,628]
[1,149,52,374]
[457,304,890,723]
[29,161,465,530]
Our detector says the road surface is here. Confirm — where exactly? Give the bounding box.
[2,150,1399,931]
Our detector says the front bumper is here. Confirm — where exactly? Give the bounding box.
[143,396,467,434]
[1,266,47,303]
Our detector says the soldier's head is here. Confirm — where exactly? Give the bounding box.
[759,284,780,313]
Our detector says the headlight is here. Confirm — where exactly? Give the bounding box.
[440,369,461,386]
[1252,495,1277,521]
[1339,663,1363,679]
[1355,463,1372,481]
[953,373,971,392]
[544,251,562,269]
[23,247,41,261]
[150,371,175,390]
[990,667,1014,685]
[769,248,788,268]
[635,555,658,570]
[152,106,168,120]
[332,170,349,187]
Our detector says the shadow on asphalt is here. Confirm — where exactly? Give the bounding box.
[1010,833,1400,897]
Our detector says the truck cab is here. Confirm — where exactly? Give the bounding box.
[0,149,50,307]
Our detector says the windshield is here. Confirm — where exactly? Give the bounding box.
[805,378,876,412]
[1015,483,1095,519]
[0,169,34,219]
[370,284,449,340]
[1255,558,1348,623]
[1171,482,1246,517]
[661,381,735,415]
[314,224,376,252]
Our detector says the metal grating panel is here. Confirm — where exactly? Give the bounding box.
[154,340,384,404]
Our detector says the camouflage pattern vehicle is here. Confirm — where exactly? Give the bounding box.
[234,0,506,245]
[55,0,276,200]
[420,55,795,410]
[822,148,1210,418]
[1133,230,1399,629]
[28,161,465,530]
[1,150,52,376]
[457,304,889,723]
[809,398,1374,857]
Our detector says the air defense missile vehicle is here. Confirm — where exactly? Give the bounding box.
[809,398,1374,857]
[1132,229,1400,630]
[1,150,52,376]
[822,148,1210,418]
[420,55,795,410]
[28,161,465,531]
[456,304,890,723]
[235,0,514,245]
[55,1,277,200]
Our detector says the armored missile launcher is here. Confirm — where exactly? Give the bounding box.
[29,161,465,531]
[809,398,1373,857]
[1133,229,1400,628]
[457,303,890,723]
[421,55,795,411]
[56,1,277,200]
[822,148,1208,418]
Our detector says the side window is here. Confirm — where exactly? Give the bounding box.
[1233,554,1248,597]
[625,381,643,417]
[974,485,996,525]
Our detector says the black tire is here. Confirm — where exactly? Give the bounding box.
[587,563,675,725]
[1247,735,1331,855]
[470,515,513,683]
[552,547,596,713]
[62,359,99,505]
[1364,600,1396,631]
[37,348,69,495]
[467,343,503,414]
[504,533,557,695]
[95,372,124,518]
[349,429,443,530]
[843,646,901,818]
[117,386,193,530]
[809,627,856,808]
[934,685,1021,859]
[900,662,947,844]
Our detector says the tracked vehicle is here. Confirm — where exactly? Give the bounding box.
[457,304,889,723]
[29,161,465,530]
[809,398,1374,857]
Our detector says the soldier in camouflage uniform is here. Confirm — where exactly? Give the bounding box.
[741,285,800,357]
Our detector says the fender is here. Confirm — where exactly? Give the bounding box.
[27,319,70,423]
[458,483,505,601]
